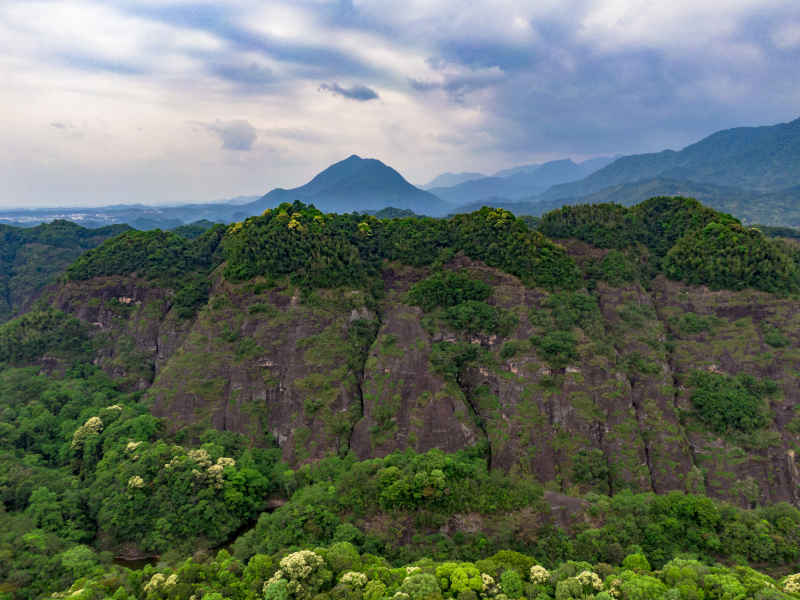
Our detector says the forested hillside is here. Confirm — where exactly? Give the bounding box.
[0,221,129,323]
[4,197,800,600]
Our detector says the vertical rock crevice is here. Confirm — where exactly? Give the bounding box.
[344,312,382,453]
[455,367,492,471]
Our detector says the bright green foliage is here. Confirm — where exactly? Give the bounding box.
[400,573,441,600]
[664,221,800,293]
[688,371,774,435]
[91,440,275,552]
[264,579,290,600]
[436,562,482,596]
[0,309,91,365]
[47,544,800,600]
[621,553,651,573]
[407,271,491,312]
[500,569,524,599]
[223,203,580,292]
[222,203,380,289]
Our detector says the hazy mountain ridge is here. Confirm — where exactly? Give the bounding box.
[245,154,449,215]
[422,171,486,188]
[430,157,616,204]
[539,116,800,202]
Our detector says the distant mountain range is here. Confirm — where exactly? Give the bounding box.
[460,117,800,226]
[422,172,485,189]
[2,116,800,227]
[429,157,616,204]
[244,155,447,215]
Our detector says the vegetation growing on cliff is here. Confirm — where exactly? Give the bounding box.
[5,196,800,600]
[538,196,799,293]
[222,202,580,292]
[0,220,129,323]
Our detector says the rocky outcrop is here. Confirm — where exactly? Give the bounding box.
[50,250,800,508]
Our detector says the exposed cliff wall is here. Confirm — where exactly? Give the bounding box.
[47,246,800,509]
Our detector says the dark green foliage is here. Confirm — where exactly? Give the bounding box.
[0,309,91,365]
[407,271,491,312]
[234,448,544,560]
[66,226,224,318]
[664,221,800,293]
[67,228,221,282]
[597,250,639,286]
[763,323,791,348]
[223,203,580,292]
[171,220,219,239]
[409,271,514,336]
[688,371,775,435]
[571,448,610,494]
[448,208,581,289]
[441,301,516,336]
[669,312,720,335]
[532,331,578,370]
[538,197,800,293]
[538,203,633,248]
[632,196,734,258]
[173,277,211,319]
[546,292,598,331]
[0,220,129,323]
[429,342,485,380]
[754,225,800,240]
[538,197,729,257]
[367,207,422,219]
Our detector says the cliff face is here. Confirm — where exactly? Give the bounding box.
[47,244,800,508]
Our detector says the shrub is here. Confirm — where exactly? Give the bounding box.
[688,371,774,435]
[408,271,491,312]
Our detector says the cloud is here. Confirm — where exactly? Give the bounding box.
[209,62,274,91]
[2,0,800,207]
[208,120,258,151]
[319,82,379,101]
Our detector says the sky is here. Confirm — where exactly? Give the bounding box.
[1,0,799,208]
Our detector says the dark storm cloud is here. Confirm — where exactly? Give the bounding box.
[319,82,379,101]
[126,3,375,80]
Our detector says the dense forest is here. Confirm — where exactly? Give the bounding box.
[3,197,800,600]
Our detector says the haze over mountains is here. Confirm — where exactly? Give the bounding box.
[2,116,800,228]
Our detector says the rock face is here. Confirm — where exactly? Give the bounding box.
[51,246,800,508]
